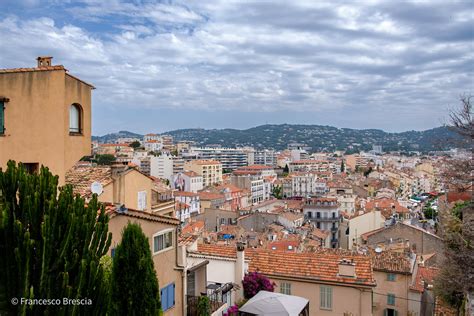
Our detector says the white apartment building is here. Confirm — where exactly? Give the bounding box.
[189,147,248,170]
[290,149,309,162]
[231,174,268,205]
[303,197,341,248]
[174,191,200,222]
[337,195,357,214]
[143,133,161,142]
[289,160,330,173]
[290,172,328,197]
[244,147,278,166]
[149,154,174,181]
[171,171,203,193]
[144,140,163,152]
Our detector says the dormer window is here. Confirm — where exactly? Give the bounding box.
[69,103,82,134]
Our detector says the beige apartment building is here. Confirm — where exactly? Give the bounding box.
[249,249,376,316]
[0,57,93,183]
[371,250,417,316]
[107,206,184,316]
[184,160,223,187]
[193,245,376,316]
[66,163,162,213]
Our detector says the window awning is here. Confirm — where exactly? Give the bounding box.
[187,260,209,273]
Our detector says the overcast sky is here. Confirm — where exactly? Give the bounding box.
[1,0,472,135]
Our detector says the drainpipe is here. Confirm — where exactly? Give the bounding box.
[174,226,186,315]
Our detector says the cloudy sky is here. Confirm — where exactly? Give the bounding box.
[1,0,472,135]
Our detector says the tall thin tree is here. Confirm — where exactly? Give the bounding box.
[110,223,162,316]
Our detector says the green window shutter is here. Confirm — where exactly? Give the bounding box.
[0,102,4,134]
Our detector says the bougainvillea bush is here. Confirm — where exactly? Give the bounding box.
[223,304,239,316]
[242,272,275,299]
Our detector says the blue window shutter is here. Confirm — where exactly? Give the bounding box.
[161,288,167,310]
[165,285,170,309]
[167,284,174,308]
[111,248,116,258]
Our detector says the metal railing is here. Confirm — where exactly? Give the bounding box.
[186,295,224,316]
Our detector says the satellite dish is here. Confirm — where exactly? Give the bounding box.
[91,181,103,195]
[375,247,383,254]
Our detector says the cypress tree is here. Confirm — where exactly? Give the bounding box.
[110,223,162,316]
[0,161,112,316]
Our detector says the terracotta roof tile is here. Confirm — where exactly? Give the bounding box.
[194,245,375,287]
[370,250,412,274]
[106,204,179,225]
[66,165,113,197]
[181,221,205,235]
[249,248,375,287]
[198,191,225,200]
[410,265,439,293]
[0,65,66,73]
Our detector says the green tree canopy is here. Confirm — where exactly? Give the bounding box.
[129,141,141,149]
[95,154,116,165]
[110,223,162,316]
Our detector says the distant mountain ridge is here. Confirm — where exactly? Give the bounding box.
[92,124,461,152]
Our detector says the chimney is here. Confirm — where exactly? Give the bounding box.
[37,56,53,67]
[111,163,127,178]
[338,258,356,278]
[235,242,246,302]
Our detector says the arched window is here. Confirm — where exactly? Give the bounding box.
[69,104,82,134]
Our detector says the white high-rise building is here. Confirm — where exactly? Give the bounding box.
[150,154,174,180]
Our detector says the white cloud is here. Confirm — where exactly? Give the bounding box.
[0,0,472,132]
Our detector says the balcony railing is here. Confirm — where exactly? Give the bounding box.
[187,295,224,316]
[305,215,341,222]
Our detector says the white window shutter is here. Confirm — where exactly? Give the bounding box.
[138,191,147,210]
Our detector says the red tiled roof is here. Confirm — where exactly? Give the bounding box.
[410,265,439,293]
[0,65,95,88]
[183,171,200,177]
[106,204,179,225]
[215,184,243,193]
[181,221,205,235]
[195,244,239,259]
[311,228,330,240]
[0,65,66,73]
[365,198,409,216]
[198,191,225,200]
[174,191,199,197]
[249,249,375,287]
[370,250,412,274]
[267,240,299,252]
[65,165,113,197]
[175,201,190,209]
[194,245,375,287]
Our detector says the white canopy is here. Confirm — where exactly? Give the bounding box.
[239,291,309,316]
